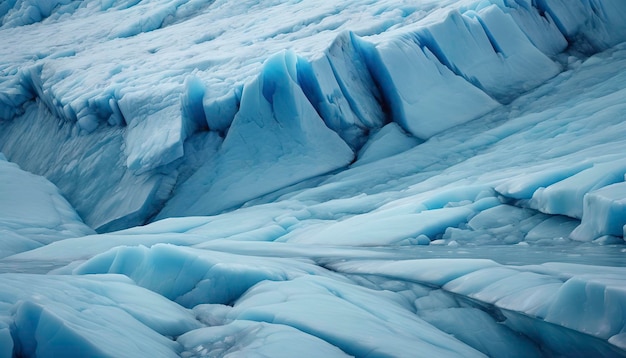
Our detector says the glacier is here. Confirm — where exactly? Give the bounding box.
[1,0,626,356]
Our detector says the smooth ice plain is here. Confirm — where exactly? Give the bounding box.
[1,0,626,357]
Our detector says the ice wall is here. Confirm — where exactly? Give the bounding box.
[156,51,353,219]
[0,102,176,232]
[1,0,626,231]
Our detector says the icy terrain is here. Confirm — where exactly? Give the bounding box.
[1,0,626,356]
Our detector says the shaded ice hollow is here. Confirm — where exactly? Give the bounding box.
[1,0,626,356]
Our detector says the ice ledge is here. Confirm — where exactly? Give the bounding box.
[570,181,626,241]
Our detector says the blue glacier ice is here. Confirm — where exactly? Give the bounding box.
[0,154,94,258]
[1,0,626,356]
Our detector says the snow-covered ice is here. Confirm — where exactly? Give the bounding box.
[1,0,626,356]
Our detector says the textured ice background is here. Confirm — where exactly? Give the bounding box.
[1,0,626,356]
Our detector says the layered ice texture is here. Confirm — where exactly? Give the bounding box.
[5,0,626,231]
[1,0,626,356]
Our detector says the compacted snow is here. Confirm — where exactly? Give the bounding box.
[1,0,626,356]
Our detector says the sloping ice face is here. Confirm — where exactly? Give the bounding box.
[1,0,626,356]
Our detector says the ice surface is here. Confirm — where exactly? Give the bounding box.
[537,0,626,52]
[571,182,626,241]
[0,154,94,258]
[354,122,421,166]
[417,5,561,103]
[367,34,499,139]
[1,0,626,356]
[0,102,175,232]
[297,52,367,149]
[178,320,351,358]
[419,307,542,357]
[72,243,337,308]
[0,273,200,357]
[228,275,485,357]
[529,160,626,219]
[331,258,626,355]
[282,196,499,246]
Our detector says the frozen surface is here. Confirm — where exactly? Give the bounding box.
[354,122,421,166]
[3,0,626,229]
[571,182,626,241]
[0,0,626,356]
[0,273,200,357]
[0,154,94,258]
[178,320,350,358]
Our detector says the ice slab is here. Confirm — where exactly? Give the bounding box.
[537,0,626,52]
[496,0,568,57]
[118,90,187,174]
[367,34,499,139]
[529,159,626,219]
[418,5,561,102]
[72,243,336,308]
[297,53,366,150]
[354,122,421,166]
[0,273,200,357]
[571,182,626,241]
[323,31,386,132]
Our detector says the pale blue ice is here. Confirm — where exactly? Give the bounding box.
[0,0,626,356]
